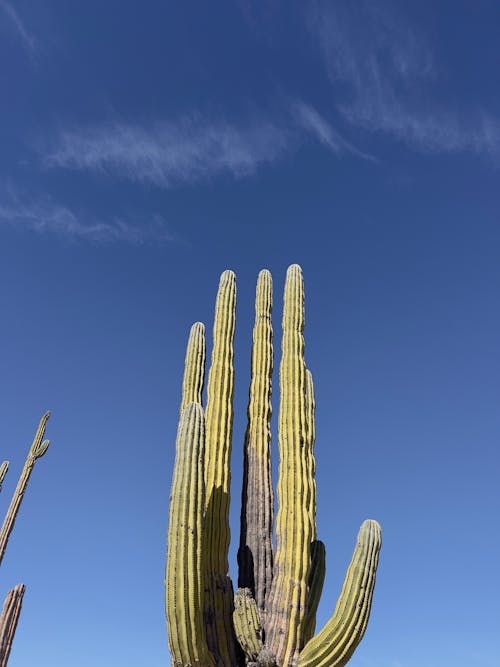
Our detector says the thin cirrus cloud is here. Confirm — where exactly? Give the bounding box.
[42,108,371,188]
[0,0,37,53]
[43,117,292,188]
[310,1,500,158]
[0,196,174,244]
[292,100,376,162]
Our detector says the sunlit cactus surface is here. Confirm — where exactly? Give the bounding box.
[165,265,381,667]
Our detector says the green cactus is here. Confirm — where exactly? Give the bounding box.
[0,584,25,667]
[166,266,381,667]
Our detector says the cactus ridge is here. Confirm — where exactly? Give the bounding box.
[238,269,274,615]
[166,266,381,667]
[203,270,238,667]
[233,588,264,662]
[165,403,214,667]
[0,584,25,667]
[181,322,206,411]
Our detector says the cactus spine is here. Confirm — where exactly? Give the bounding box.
[0,412,51,567]
[0,584,25,667]
[166,266,381,667]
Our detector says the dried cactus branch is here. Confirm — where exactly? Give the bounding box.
[0,584,25,667]
[0,412,50,567]
[238,269,274,615]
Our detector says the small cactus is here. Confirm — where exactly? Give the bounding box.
[165,266,381,667]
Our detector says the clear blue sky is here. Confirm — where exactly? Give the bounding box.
[1,2,499,666]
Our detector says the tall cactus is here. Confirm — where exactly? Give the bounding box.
[0,412,51,567]
[166,266,381,667]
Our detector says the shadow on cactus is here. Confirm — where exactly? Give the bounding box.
[165,265,381,667]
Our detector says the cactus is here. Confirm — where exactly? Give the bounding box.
[166,265,381,667]
[0,412,51,567]
[0,464,8,494]
[0,584,25,667]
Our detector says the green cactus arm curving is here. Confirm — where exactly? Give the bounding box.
[233,588,264,663]
[0,583,25,667]
[0,412,51,567]
[181,322,206,411]
[238,269,274,615]
[299,520,382,667]
[203,270,239,667]
[265,265,313,667]
[165,403,214,667]
[0,463,8,493]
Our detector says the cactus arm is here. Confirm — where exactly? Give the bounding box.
[0,584,25,667]
[299,520,382,667]
[181,322,206,411]
[165,403,214,667]
[0,412,50,567]
[302,540,326,645]
[233,588,264,663]
[0,463,8,493]
[203,270,239,667]
[266,265,313,667]
[238,269,274,615]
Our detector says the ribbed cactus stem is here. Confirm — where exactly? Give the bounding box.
[165,403,214,667]
[305,369,316,541]
[0,412,50,567]
[299,520,382,667]
[238,269,274,615]
[233,588,263,663]
[0,584,25,667]
[203,270,239,667]
[181,322,206,411]
[266,265,313,667]
[302,540,326,645]
[0,463,8,493]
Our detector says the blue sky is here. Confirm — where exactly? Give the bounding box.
[1,2,499,666]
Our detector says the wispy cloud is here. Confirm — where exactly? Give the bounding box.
[0,195,174,244]
[310,1,500,158]
[44,117,291,188]
[42,108,377,187]
[292,100,376,161]
[0,0,37,53]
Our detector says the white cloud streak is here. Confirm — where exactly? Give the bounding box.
[292,100,376,161]
[311,1,500,158]
[0,197,173,244]
[0,0,37,53]
[44,117,291,188]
